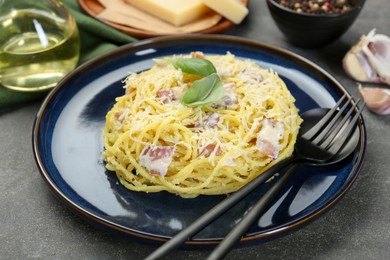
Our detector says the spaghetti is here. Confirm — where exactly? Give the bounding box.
[102,52,302,198]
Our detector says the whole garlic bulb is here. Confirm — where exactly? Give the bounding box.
[343,29,390,85]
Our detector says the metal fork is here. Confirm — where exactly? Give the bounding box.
[146,94,365,260]
[207,95,365,259]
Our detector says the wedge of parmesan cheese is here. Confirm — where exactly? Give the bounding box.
[124,0,210,27]
[201,0,248,24]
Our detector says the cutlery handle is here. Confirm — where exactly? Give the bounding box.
[145,157,296,260]
[206,163,303,260]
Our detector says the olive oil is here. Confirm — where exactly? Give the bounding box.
[0,9,80,91]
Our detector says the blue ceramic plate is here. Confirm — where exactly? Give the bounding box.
[33,35,366,245]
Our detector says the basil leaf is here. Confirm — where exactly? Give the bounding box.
[171,58,217,77]
[181,73,224,106]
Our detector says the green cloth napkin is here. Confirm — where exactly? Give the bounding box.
[0,0,137,109]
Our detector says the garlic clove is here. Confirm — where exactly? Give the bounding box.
[343,29,390,85]
[359,86,390,115]
[343,51,374,82]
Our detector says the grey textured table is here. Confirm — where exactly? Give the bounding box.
[1,0,389,259]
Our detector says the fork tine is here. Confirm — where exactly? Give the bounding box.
[319,99,361,149]
[302,94,347,140]
[326,102,365,156]
[312,100,360,148]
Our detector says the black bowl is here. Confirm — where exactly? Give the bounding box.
[266,0,366,48]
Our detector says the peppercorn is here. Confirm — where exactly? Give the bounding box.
[274,0,352,14]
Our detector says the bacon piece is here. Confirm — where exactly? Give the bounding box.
[115,111,122,120]
[211,82,238,108]
[139,145,175,177]
[239,66,264,83]
[114,111,127,124]
[157,89,175,104]
[256,119,284,159]
[191,51,206,59]
[199,144,221,158]
[196,113,220,129]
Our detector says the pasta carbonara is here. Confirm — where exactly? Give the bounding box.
[102,52,302,198]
